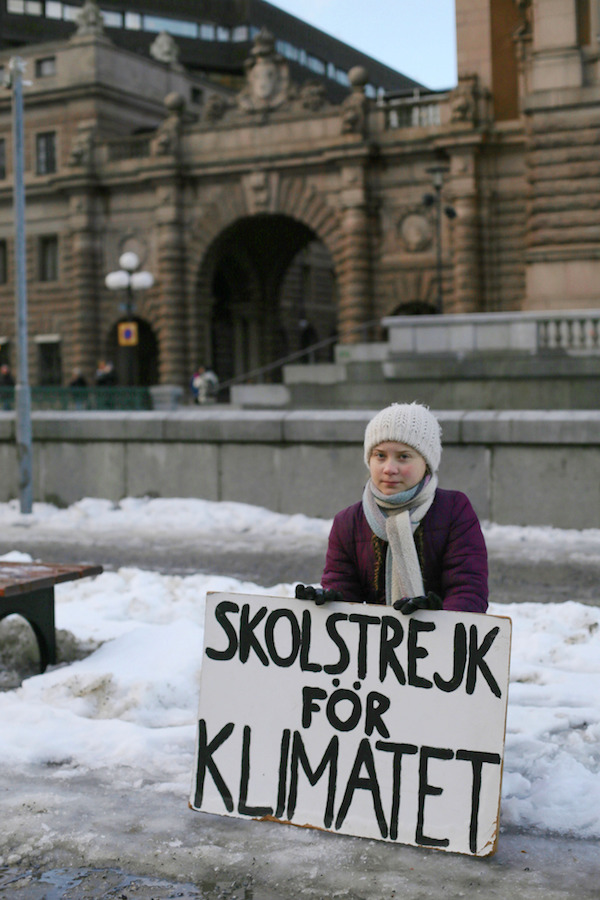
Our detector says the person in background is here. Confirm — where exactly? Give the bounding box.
[0,363,15,410]
[0,363,14,386]
[68,367,87,388]
[190,365,219,405]
[95,360,117,386]
[319,402,488,614]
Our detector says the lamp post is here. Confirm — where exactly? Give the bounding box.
[5,57,33,513]
[105,252,154,385]
[423,166,456,314]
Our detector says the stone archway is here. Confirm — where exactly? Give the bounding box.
[186,176,343,384]
[194,212,337,384]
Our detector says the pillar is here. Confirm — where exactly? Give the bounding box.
[155,182,188,385]
[337,165,374,342]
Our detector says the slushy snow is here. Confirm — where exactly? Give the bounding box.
[0,497,599,840]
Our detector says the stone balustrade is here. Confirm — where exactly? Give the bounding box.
[380,309,600,357]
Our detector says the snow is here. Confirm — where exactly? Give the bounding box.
[1,497,600,842]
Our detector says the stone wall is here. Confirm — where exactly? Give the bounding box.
[1,409,599,528]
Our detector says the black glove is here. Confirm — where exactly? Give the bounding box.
[295,584,344,605]
[393,591,443,615]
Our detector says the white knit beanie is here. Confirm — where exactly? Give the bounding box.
[363,403,442,473]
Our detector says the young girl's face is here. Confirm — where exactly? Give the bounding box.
[369,441,427,495]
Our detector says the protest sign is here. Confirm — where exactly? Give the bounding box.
[190,592,512,857]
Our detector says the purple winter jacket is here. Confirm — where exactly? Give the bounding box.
[321,488,488,613]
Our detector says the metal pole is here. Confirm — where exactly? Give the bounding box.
[435,179,443,313]
[10,57,33,513]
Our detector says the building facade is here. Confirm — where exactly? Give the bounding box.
[0,0,599,390]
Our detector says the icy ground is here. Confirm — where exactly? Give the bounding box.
[0,497,599,899]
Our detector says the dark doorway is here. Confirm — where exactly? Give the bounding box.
[106,317,159,386]
[203,214,336,384]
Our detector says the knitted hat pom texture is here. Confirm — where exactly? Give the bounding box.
[363,403,442,473]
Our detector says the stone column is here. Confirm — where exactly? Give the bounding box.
[67,191,101,381]
[337,165,373,342]
[155,182,188,385]
[448,149,481,314]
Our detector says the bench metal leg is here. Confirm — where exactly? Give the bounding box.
[0,587,56,673]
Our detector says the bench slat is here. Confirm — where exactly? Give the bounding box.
[0,562,103,598]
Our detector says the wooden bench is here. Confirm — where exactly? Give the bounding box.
[0,561,103,673]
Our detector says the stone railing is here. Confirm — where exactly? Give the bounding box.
[380,309,600,356]
[104,135,152,162]
[380,91,445,130]
[537,313,600,353]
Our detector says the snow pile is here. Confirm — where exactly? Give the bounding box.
[0,497,599,840]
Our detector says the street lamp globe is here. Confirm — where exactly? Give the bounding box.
[119,251,140,272]
[104,270,130,290]
[131,270,154,290]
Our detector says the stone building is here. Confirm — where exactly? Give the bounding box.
[0,0,598,391]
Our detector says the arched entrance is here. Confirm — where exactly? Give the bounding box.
[198,214,337,385]
[105,317,159,386]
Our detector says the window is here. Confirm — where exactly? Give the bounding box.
[307,55,326,75]
[36,132,56,174]
[216,26,230,41]
[61,4,79,21]
[0,139,5,180]
[125,11,142,30]
[46,2,63,19]
[35,336,62,386]
[200,23,215,40]
[232,26,249,42]
[35,56,56,78]
[38,235,59,281]
[276,40,299,61]
[0,240,7,284]
[8,0,43,13]
[143,15,198,38]
[101,9,123,28]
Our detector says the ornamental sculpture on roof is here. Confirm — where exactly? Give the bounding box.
[74,0,104,37]
[237,28,290,115]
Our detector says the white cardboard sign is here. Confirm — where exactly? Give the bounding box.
[190,592,512,857]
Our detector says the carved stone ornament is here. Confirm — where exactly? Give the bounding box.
[203,93,230,124]
[68,122,96,167]
[299,81,327,112]
[243,169,274,213]
[150,31,181,66]
[399,213,432,252]
[151,93,185,156]
[450,75,478,124]
[237,28,290,114]
[340,66,369,135]
[513,0,532,41]
[74,0,104,37]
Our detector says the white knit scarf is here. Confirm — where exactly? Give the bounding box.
[362,474,438,606]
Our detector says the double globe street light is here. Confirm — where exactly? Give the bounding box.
[105,251,154,385]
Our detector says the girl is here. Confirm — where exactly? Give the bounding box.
[320,402,488,614]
